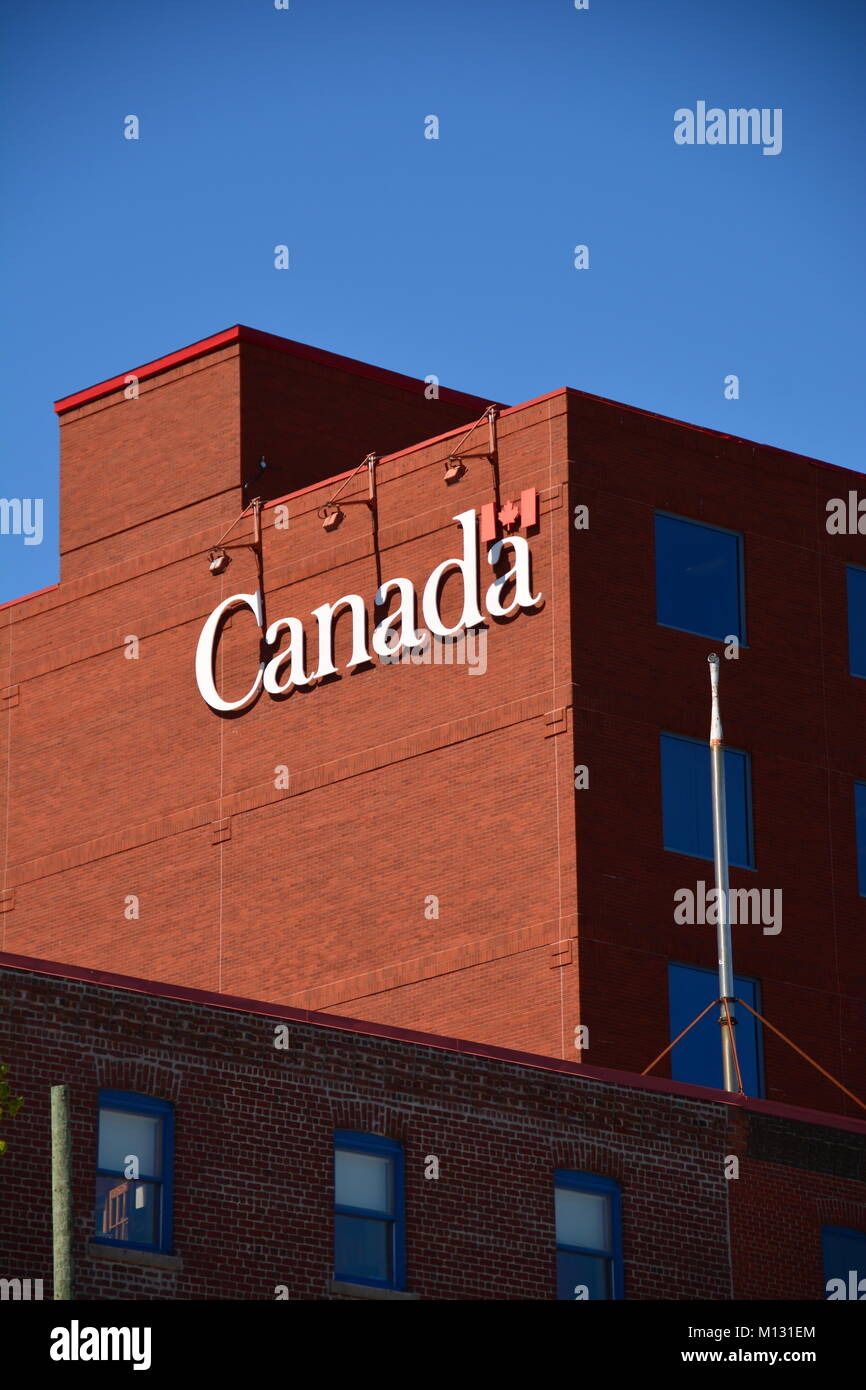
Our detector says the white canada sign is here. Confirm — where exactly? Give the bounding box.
[195,507,541,714]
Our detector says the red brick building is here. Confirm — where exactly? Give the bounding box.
[0,957,863,1301]
[0,325,864,1302]
[1,323,863,1112]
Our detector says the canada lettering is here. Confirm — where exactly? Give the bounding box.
[195,508,541,714]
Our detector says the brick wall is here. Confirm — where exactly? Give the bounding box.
[0,330,863,1117]
[57,325,492,581]
[565,392,866,1116]
[0,360,580,1068]
[1,962,862,1300]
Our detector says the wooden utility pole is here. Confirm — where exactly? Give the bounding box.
[50,1084,73,1299]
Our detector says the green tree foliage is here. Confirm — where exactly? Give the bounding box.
[0,1062,23,1155]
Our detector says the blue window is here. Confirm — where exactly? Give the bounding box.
[93,1092,173,1253]
[655,513,745,642]
[661,733,754,869]
[822,1227,866,1300]
[334,1132,404,1290]
[668,963,764,1096]
[847,566,866,678]
[856,783,866,896]
[554,1172,623,1300]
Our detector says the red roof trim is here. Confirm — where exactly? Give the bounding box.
[0,582,60,614]
[53,324,498,417]
[0,950,862,1135]
[54,328,240,414]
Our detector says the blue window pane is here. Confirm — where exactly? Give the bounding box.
[555,1187,610,1252]
[554,1172,622,1300]
[847,567,866,678]
[333,1133,404,1290]
[556,1249,611,1300]
[660,734,753,868]
[855,783,866,896]
[822,1228,866,1299]
[95,1092,172,1254]
[655,514,744,641]
[334,1213,392,1284]
[335,1148,392,1215]
[668,963,763,1095]
[98,1109,162,1178]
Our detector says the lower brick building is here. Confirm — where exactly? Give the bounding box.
[0,955,863,1301]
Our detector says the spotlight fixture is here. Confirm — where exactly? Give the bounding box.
[204,497,264,577]
[442,405,499,486]
[317,454,376,536]
[208,549,231,575]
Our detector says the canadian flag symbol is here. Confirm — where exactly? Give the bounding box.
[479,487,538,544]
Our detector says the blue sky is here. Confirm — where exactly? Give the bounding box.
[1,0,864,603]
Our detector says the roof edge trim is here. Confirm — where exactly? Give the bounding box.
[54,325,501,417]
[0,951,862,1137]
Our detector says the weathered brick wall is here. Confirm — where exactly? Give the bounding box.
[1,967,861,1301]
[1,964,862,1301]
[732,1113,866,1299]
